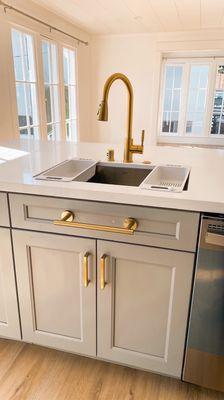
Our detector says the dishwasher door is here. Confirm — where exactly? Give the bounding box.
[183,215,224,392]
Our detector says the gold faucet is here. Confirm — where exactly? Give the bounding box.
[97,73,144,163]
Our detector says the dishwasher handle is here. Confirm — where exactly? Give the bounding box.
[205,232,224,247]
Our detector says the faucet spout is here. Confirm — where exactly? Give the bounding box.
[97,73,144,163]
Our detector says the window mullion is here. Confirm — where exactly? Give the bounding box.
[205,61,217,137]
[157,59,166,136]
[58,43,67,141]
[179,63,190,137]
[20,34,30,137]
[34,33,46,140]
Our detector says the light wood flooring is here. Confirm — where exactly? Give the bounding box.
[0,339,223,400]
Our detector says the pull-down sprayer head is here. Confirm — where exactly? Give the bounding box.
[97,100,108,121]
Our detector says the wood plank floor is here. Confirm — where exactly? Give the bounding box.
[0,339,223,400]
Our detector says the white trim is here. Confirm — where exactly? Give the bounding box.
[157,135,224,146]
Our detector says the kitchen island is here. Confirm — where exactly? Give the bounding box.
[0,139,222,213]
[0,139,223,383]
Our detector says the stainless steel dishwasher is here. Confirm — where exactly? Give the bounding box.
[183,214,224,392]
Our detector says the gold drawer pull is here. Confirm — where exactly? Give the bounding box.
[83,252,90,288]
[100,254,108,290]
[53,210,138,235]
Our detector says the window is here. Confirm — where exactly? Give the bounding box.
[11,29,39,138]
[42,40,60,140]
[159,57,224,143]
[211,65,224,135]
[11,28,79,142]
[63,47,78,141]
[162,65,183,135]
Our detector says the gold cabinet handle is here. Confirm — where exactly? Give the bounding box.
[54,211,138,235]
[100,254,108,290]
[83,252,90,288]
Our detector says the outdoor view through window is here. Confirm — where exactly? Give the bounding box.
[11,29,78,141]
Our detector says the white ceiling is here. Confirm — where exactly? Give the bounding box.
[33,0,224,34]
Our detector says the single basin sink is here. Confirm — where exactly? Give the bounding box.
[85,162,153,187]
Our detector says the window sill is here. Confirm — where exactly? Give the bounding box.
[157,135,224,148]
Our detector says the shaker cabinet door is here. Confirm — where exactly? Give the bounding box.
[13,230,96,357]
[0,228,21,340]
[97,240,194,377]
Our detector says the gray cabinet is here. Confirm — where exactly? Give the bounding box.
[0,228,21,340]
[8,193,198,377]
[12,230,96,356]
[97,240,194,377]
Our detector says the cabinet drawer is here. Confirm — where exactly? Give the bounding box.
[0,193,10,227]
[9,193,199,252]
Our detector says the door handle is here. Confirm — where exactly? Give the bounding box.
[100,254,108,290]
[83,252,91,287]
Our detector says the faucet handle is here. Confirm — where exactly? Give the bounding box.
[129,129,145,155]
[141,130,145,147]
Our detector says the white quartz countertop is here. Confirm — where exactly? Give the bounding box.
[0,139,223,214]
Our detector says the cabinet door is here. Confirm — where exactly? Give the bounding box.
[0,228,21,340]
[97,241,194,377]
[13,230,96,356]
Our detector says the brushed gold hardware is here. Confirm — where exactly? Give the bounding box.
[123,217,138,231]
[107,149,115,162]
[60,210,74,222]
[97,73,145,163]
[100,254,108,289]
[83,252,90,287]
[54,212,138,235]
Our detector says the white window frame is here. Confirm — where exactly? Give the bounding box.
[10,22,79,142]
[10,24,43,139]
[157,56,224,146]
[62,45,79,142]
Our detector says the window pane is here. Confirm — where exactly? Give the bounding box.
[66,121,70,139]
[27,83,38,126]
[16,83,27,127]
[47,124,54,140]
[47,123,60,141]
[63,48,69,84]
[161,65,183,134]
[42,40,60,139]
[70,119,78,140]
[63,47,78,142]
[170,112,179,133]
[172,90,180,111]
[64,85,69,119]
[186,65,209,135]
[210,65,224,135]
[69,86,77,119]
[52,86,60,123]
[162,112,170,132]
[19,128,28,137]
[11,29,39,139]
[12,30,23,81]
[51,44,58,84]
[31,126,39,138]
[23,34,35,82]
[42,41,50,83]
[45,85,52,123]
